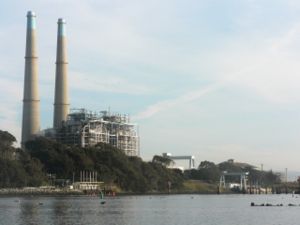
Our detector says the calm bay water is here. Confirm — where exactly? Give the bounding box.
[0,194,299,225]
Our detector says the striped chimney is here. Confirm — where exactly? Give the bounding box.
[53,18,69,129]
[21,11,40,148]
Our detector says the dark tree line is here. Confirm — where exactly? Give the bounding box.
[0,129,281,191]
[25,137,184,193]
[0,130,184,192]
[0,130,46,187]
[184,160,281,186]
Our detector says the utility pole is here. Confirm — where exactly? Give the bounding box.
[260,164,263,193]
[285,168,288,194]
[285,168,288,183]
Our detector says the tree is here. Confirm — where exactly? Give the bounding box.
[185,161,220,182]
[0,130,17,159]
[198,161,217,169]
[263,170,281,185]
[0,130,16,146]
[152,155,174,167]
[0,130,47,187]
[25,137,184,193]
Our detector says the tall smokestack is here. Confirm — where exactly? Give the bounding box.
[53,18,69,129]
[21,11,40,148]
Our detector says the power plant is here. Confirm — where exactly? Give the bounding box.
[54,109,139,156]
[21,11,140,156]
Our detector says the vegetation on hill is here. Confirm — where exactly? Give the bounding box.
[0,131,46,188]
[184,159,281,187]
[0,130,283,193]
[25,136,184,193]
[0,130,184,192]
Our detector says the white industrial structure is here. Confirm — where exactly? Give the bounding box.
[54,109,140,156]
[72,171,103,191]
[163,153,195,169]
[219,171,249,191]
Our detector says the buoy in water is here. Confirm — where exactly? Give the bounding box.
[99,190,105,204]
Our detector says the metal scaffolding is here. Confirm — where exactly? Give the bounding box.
[55,108,140,156]
[219,171,249,190]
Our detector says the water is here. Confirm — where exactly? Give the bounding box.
[0,194,299,225]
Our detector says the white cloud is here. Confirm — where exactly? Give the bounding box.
[201,23,300,105]
[133,83,222,120]
[69,71,152,95]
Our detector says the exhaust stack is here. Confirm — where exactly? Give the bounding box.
[21,11,40,148]
[53,18,69,129]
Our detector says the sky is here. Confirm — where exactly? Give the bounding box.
[2,0,300,172]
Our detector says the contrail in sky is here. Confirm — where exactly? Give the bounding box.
[133,83,223,120]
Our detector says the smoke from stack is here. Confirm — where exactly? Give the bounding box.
[53,18,69,129]
[21,11,40,148]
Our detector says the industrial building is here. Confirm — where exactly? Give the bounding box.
[51,109,140,156]
[21,11,139,156]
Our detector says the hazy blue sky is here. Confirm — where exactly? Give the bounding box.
[2,0,300,171]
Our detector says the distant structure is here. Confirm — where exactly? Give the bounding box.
[72,171,103,191]
[163,153,195,169]
[219,171,249,191]
[21,11,40,148]
[52,109,140,156]
[53,18,69,129]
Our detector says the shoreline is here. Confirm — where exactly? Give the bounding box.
[0,188,246,197]
[0,187,86,196]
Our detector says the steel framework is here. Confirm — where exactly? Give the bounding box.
[55,109,139,156]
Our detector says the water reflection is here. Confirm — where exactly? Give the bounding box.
[5,194,300,225]
[50,198,70,225]
[44,196,128,225]
[18,198,41,225]
[97,196,128,225]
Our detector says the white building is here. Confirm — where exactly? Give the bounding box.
[51,109,140,156]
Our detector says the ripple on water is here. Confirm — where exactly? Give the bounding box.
[0,195,300,225]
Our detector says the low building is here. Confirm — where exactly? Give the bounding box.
[72,181,103,191]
